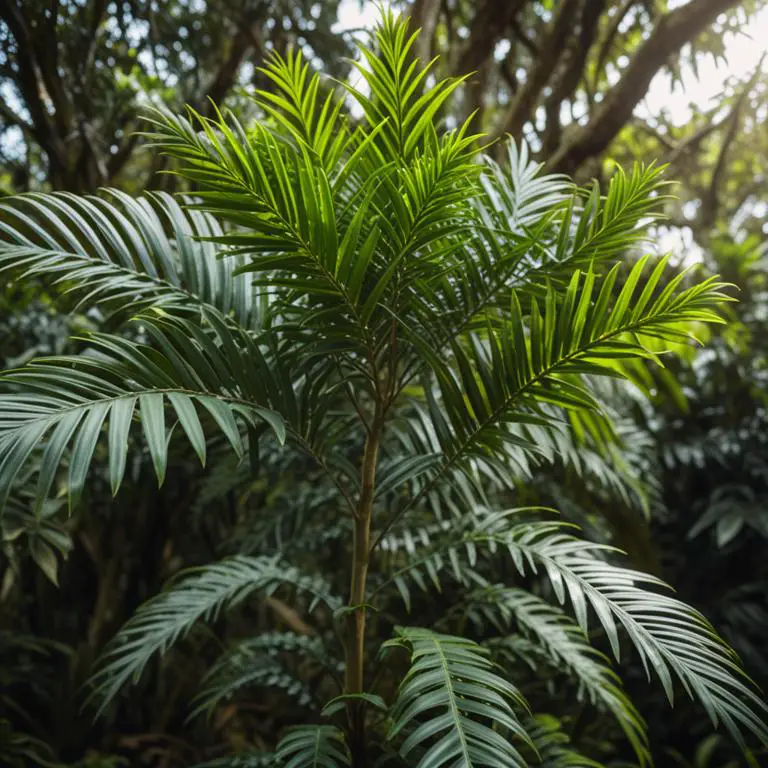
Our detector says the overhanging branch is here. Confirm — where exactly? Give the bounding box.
[548,0,742,174]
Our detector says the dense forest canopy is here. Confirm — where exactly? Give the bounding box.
[0,2,767,767]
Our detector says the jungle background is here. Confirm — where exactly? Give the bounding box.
[1,0,766,766]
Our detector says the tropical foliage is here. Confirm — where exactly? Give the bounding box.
[1,8,766,768]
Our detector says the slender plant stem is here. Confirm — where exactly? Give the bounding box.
[345,411,382,761]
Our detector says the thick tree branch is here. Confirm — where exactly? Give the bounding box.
[491,0,580,141]
[81,0,110,83]
[409,0,442,63]
[0,100,35,139]
[197,9,266,116]
[592,0,637,85]
[549,0,742,174]
[634,118,677,150]
[455,0,526,121]
[509,15,539,57]
[0,1,69,177]
[542,0,606,155]
[456,0,524,76]
[34,0,73,138]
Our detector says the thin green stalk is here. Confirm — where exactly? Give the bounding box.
[345,412,382,762]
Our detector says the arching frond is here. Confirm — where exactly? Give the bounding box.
[474,586,649,764]
[375,516,488,611]
[275,725,350,768]
[142,108,348,295]
[190,631,340,720]
[89,556,340,712]
[479,141,571,233]
[435,256,729,457]
[366,121,482,307]
[473,513,768,750]
[0,191,262,327]
[0,317,285,511]
[524,715,605,768]
[379,257,731,540]
[376,509,767,751]
[385,627,532,768]
[478,158,670,284]
[406,156,669,361]
[190,648,314,720]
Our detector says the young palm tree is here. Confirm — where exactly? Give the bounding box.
[0,10,765,767]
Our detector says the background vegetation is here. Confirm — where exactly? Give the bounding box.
[1,1,766,766]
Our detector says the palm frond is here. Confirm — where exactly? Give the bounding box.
[191,647,314,720]
[474,512,768,749]
[474,586,649,764]
[524,715,605,768]
[375,516,488,611]
[437,257,729,456]
[190,631,339,719]
[478,159,671,285]
[479,141,571,232]
[379,257,731,540]
[0,191,261,327]
[367,122,483,305]
[409,156,669,358]
[275,725,350,768]
[254,48,350,172]
[142,107,347,294]
[88,555,340,712]
[377,509,768,750]
[0,317,285,511]
[344,8,469,160]
[384,627,532,768]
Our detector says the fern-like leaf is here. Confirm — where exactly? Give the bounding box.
[524,715,605,768]
[0,320,284,511]
[191,651,314,720]
[475,586,649,764]
[88,556,339,712]
[0,191,261,326]
[385,627,532,768]
[475,513,768,750]
[275,725,350,768]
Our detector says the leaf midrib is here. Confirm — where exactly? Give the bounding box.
[432,638,473,767]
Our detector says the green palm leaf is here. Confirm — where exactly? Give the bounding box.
[477,156,670,286]
[377,509,767,752]
[343,8,469,160]
[523,715,605,768]
[88,555,340,713]
[436,256,729,456]
[474,512,768,750]
[0,191,261,327]
[384,627,532,768]
[377,256,731,542]
[479,140,571,232]
[254,48,350,173]
[0,319,285,511]
[275,725,350,768]
[191,648,314,721]
[475,586,649,764]
[406,152,668,359]
[190,632,336,720]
